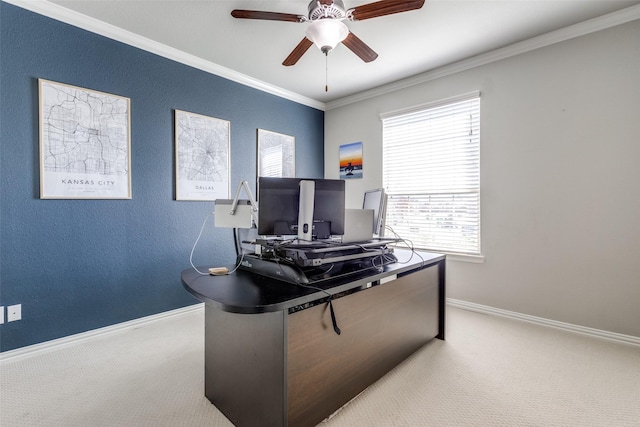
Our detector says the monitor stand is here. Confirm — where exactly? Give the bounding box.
[237,254,310,284]
[237,247,399,286]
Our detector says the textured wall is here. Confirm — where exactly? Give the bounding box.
[0,3,324,351]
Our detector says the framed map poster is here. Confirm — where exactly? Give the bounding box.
[257,129,295,178]
[39,79,131,199]
[175,110,230,201]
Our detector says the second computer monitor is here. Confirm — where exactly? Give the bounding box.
[363,188,387,237]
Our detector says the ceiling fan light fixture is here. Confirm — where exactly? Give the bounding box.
[306,19,349,54]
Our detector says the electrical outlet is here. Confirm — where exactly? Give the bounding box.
[7,304,21,322]
[0,306,4,324]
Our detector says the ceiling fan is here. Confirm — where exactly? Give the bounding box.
[231,0,425,66]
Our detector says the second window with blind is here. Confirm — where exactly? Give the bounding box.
[381,92,481,255]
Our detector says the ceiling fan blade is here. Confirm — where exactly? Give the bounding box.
[342,32,378,63]
[283,38,314,66]
[349,0,425,21]
[231,9,304,23]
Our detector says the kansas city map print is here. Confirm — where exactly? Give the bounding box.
[175,110,229,201]
[39,79,131,199]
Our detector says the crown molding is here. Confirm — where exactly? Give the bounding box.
[326,4,640,110]
[2,0,326,111]
[5,1,640,113]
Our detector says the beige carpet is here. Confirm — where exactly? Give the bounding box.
[1,306,639,426]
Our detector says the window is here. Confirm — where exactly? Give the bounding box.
[381,92,480,255]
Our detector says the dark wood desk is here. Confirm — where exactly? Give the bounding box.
[182,249,445,427]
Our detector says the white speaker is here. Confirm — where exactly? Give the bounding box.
[297,180,315,241]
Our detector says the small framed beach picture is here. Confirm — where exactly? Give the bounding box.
[339,141,363,179]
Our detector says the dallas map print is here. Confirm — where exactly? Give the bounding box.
[39,79,131,199]
[175,110,229,201]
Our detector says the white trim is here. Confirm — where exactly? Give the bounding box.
[2,0,325,111]
[379,90,480,120]
[3,300,637,363]
[327,4,640,110]
[0,304,204,364]
[447,298,640,347]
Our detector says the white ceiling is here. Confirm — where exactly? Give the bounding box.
[41,0,640,106]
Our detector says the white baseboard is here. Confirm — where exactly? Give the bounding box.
[447,298,640,347]
[4,300,637,363]
[0,303,204,364]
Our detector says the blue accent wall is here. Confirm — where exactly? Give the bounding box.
[0,3,324,352]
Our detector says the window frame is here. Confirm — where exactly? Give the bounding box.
[380,91,482,258]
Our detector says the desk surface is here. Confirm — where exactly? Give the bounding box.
[181,249,445,314]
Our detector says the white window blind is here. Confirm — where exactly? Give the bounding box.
[381,94,480,255]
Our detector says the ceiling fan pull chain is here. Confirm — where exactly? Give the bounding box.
[325,53,329,92]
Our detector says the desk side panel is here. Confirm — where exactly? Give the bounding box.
[205,305,286,427]
[287,265,439,426]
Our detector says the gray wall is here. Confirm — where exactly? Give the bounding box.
[324,21,640,337]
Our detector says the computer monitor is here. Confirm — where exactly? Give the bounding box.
[257,177,345,239]
[363,188,387,237]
